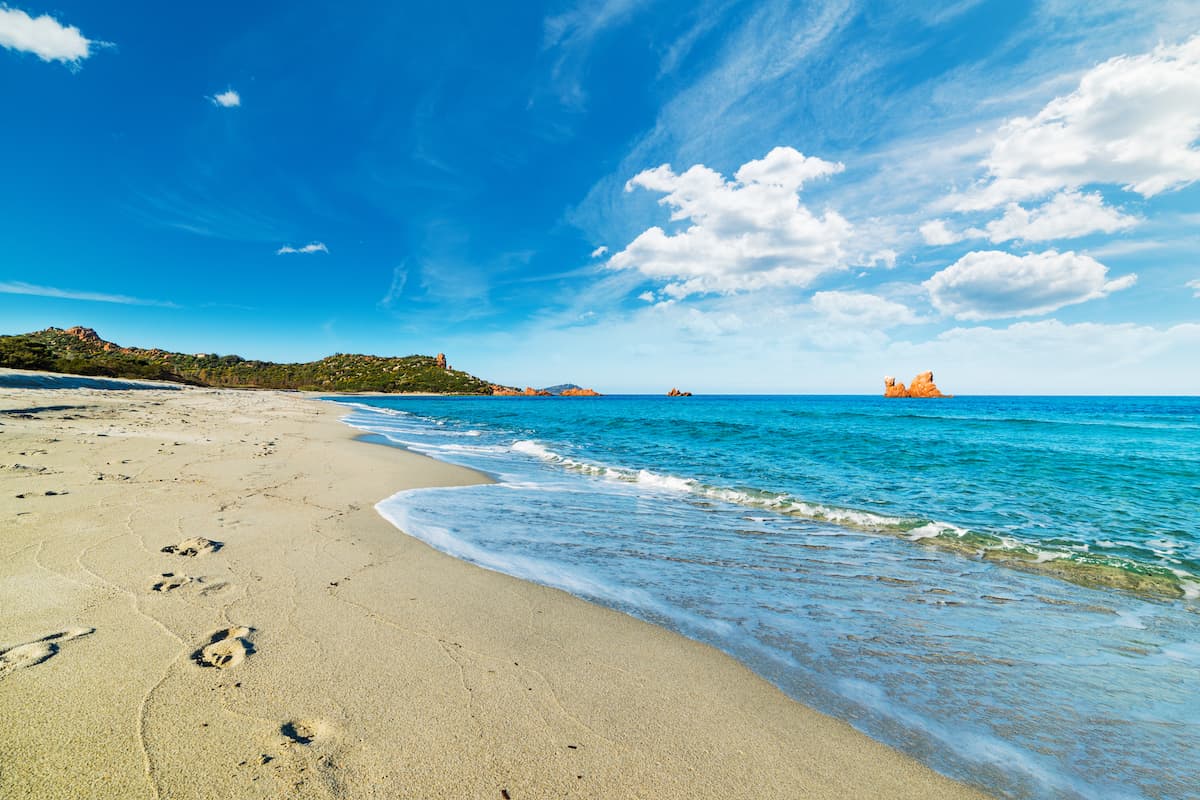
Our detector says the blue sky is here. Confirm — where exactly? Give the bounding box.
[2,0,1199,393]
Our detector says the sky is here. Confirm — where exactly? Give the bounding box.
[2,0,1200,393]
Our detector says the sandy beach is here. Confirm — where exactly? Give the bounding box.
[0,375,986,799]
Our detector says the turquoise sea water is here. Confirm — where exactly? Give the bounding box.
[332,395,1200,799]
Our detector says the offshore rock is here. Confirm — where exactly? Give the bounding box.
[884,371,952,398]
[666,388,693,397]
[883,376,907,398]
[560,387,601,396]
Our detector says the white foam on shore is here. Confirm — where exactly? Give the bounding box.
[374,489,736,638]
[345,402,1200,602]
[636,469,694,493]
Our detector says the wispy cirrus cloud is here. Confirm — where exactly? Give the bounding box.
[379,263,408,308]
[0,281,176,307]
[0,6,102,66]
[276,242,328,255]
[541,0,645,107]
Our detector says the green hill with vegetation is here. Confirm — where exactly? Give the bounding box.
[0,327,502,394]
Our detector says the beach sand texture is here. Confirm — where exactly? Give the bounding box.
[0,376,987,799]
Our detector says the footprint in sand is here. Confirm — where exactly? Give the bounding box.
[281,718,338,747]
[0,627,94,680]
[193,626,254,669]
[151,573,193,592]
[161,537,222,557]
[198,581,231,597]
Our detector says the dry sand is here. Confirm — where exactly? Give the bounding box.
[0,374,988,799]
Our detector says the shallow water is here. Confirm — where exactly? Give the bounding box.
[333,395,1200,799]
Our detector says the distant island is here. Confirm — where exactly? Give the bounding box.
[884,371,952,398]
[0,326,507,394]
[492,385,602,397]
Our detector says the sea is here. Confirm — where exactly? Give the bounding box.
[329,394,1200,800]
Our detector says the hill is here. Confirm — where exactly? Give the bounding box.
[541,384,581,395]
[0,327,504,394]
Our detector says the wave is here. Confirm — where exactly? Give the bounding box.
[508,438,1197,600]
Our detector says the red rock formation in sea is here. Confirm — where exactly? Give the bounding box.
[884,371,952,398]
[666,388,693,397]
[560,387,601,396]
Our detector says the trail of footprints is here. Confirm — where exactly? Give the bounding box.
[159,531,342,786]
[156,535,255,670]
[6,430,321,774]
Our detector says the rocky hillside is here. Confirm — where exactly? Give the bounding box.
[0,327,502,394]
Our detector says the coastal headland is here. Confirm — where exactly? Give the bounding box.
[0,373,986,799]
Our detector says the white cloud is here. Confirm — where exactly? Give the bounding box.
[210,89,241,108]
[923,192,1138,246]
[925,249,1136,320]
[637,291,655,302]
[920,219,963,245]
[276,242,328,255]
[863,249,897,269]
[608,147,852,297]
[590,245,608,258]
[0,281,175,307]
[1188,279,1200,297]
[0,6,95,65]
[953,36,1200,210]
[810,291,920,327]
[379,264,408,308]
[979,191,1138,243]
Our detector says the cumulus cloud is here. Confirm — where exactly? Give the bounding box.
[210,89,241,108]
[864,249,897,269]
[978,191,1138,242]
[952,36,1200,211]
[276,242,328,255]
[0,6,96,65]
[810,291,920,327]
[1189,279,1200,297]
[608,147,851,297]
[925,250,1136,320]
[920,219,962,246]
[0,281,174,307]
[590,245,608,258]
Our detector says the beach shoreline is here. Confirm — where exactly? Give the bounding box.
[0,378,986,799]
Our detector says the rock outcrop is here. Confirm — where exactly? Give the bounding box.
[491,386,552,396]
[560,387,600,396]
[666,388,693,397]
[62,326,119,352]
[884,371,951,398]
[435,353,447,370]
